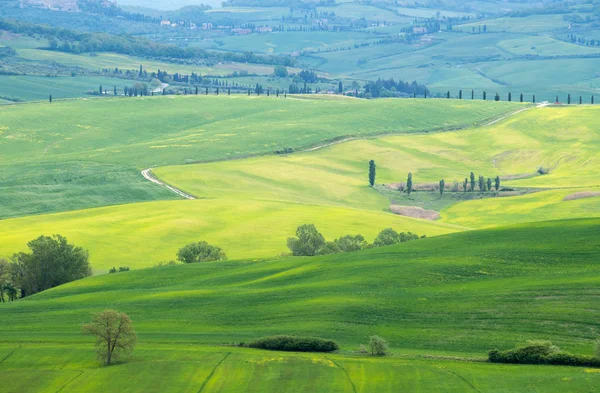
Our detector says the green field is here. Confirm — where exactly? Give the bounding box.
[0,95,517,218]
[1,219,600,392]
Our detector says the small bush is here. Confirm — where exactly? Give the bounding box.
[108,267,117,274]
[489,340,600,367]
[118,266,130,272]
[369,335,388,356]
[247,335,339,353]
[358,344,368,354]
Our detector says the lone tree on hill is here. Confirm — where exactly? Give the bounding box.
[83,309,136,366]
[439,179,445,196]
[369,160,376,187]
[568,94,571,105]
[520,93,523,102]
[495,176,500,191]
[483,91,487,100]
[471,90,474,100]
[470,172,475,192]
[177,242,227,263]
[508,92,511,102]
[533,94,536,103]
[49,94,52,103]
[459,90,462,99]
[407,173,413,195]
[369,335,388,356]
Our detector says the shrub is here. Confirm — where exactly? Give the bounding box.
[248,335,339,353]
[369,335,388,356]
[359,344,368,354]
[489,340,600,367]
[109,267,117,274]
[118,266,130,272]
[177,241,227,263]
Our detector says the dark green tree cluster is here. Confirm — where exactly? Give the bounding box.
[176,241,227,263]
[1,235,91,301]
[287,225,421,256]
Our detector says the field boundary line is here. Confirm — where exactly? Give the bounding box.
[197,352,231,393]
[141,168,196,200]
[325,356,357,393]
[437,365,482,393]
[0,345,21,366]
[55,370,84,393]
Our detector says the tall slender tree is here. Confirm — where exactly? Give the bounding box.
[487,177,492,192]
[520,93,523,102]
[470,172,475,192]
[368,160,376,187]
[463,178,468,193]
[494,176,500,191]
[407,173,413,195]
[439,179,445,196]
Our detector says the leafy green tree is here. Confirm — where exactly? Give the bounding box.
[334,235,368,252]
[369,160,376,187]
[176,241,227,263]
[495,176,500,191]
[470,172,475,192]
[487,178,492,192]
[373,229,419,247]
[369,335,388,356]
[273,65,288,77]
[287,224,326,256]
[439,179,445,196]
[11,235,91,296]
[83,309,136,365]
[0,259,8,302]
[319,242,340,255]
[407,173,413,195]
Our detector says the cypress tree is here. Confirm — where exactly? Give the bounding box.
[483,91,487,100]
[520,93,523,102]
[368,160,376,187]
[592,96,595,104]
[407,173,413,195]
[533,94,536,103]
[556,95,559,103]
[463,178,468,193]
[439,179,445,196]
[471,90,474,100]
[459,90,462,99]
[49,94,52,103]
[470,172,475,192]
[579,96,582,104]
[495,176,500,191]
[195,86,198,95]
[447,91,450,99]
[114,86,117,96]
[228,88,231,95]
[487,177,492,192]
[508,92,511,102]
[495,93,500,101]
[568,94,571,105]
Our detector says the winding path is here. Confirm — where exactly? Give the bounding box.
[141,168,196,200]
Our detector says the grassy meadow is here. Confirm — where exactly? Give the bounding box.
[0,95,518,218]
[1,219,600,392]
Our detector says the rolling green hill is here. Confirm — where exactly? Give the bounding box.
[0,95,517,219]
[1,219,600,392]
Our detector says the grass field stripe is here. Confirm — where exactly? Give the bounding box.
[196,352,231,393]
[325,356,357,393]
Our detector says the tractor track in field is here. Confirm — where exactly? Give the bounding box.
[326,356,357,393]
[141,168,196,200]
[197,352,231,393]
[0,345,21,366]
[437,365,482,393]
[55,370,84,393]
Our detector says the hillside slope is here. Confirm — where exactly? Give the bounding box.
[3,218,599,354]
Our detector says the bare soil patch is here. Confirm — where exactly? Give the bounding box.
[563,191,600,201]
[390,205,440,220]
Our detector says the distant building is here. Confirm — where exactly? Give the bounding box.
[412,27,427,34]
[256,26,272,33]
[160,20,171,26]
[202,23,213,30]
[232,28,252,35]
